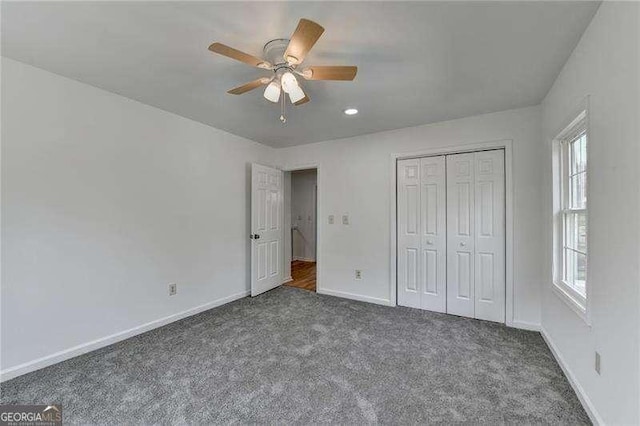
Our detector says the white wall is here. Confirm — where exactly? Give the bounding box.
[540,3,639,424]
[291,169,317,262]
[278,106,544,327]
[0,58,276,375]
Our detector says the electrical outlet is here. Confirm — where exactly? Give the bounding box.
[355,270,362,280]
[595,351,601,375]
[342,215,350,225]
[169,283,177,296]
[328,215,335,224]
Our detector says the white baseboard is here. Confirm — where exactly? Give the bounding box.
[510,320,541,331]
[293,257,315,262]
[317,288,393,307]
[0,290,249,383]
[540,327,603,426]
[282,276,293,284]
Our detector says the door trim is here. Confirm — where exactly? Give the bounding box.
[389,139,515,327]
[281,164,322,294]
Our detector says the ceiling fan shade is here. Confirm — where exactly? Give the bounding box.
[209,43,272,69]
[227,77,271,95]
[263,81,281,103]
[288,85,306,104]
[284,19,325,65]
[302,66,358,81]
[280,71,300,94]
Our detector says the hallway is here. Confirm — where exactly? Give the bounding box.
[285,261,316,292]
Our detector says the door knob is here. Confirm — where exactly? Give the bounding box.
[427,240,434,245]
[250,234,261,240]
[460,242,466,247]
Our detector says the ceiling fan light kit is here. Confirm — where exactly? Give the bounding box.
[263,81,281,103]
[208,18,357,123]
[288,85,306,104]
[280,71,299,94]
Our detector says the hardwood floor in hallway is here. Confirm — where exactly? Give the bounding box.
[285,260,316,291]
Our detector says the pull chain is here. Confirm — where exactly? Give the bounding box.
[279,88,286,124]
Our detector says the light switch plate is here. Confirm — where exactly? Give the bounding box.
[342,215,349,225]
[328,215,334,224]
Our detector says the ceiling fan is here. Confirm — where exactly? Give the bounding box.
[208,18,357,122]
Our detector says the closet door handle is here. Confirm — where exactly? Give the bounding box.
[460,242,466,247]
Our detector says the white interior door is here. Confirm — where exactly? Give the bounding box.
[446,153,476,318]
[251,163,283,297]
[420,156,447,312]
[473,150,505,322]
[397,158,421,309]
[397,156,446,312]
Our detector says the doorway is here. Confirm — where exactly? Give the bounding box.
[283,168,317,292]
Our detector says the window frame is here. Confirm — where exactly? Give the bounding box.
[552,105,591,324]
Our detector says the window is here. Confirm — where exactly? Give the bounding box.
[553,109,588,316]
[562,131,587,295]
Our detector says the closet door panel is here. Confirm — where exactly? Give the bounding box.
[397,159,421,308]
[419,156,446,312]
[446,153,475,318]
[474,150,505,322]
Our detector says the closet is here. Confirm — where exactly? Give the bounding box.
[397,149,505,322]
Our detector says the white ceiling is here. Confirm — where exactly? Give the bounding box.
[2,1,599,147]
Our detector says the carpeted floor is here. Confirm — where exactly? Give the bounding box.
[1,287,589,424]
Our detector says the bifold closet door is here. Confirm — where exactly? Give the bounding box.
[446,150,505,322]
[397,156,447,312]
[472,150,505,322]
[446,153,476,318]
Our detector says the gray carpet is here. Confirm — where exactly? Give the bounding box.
[1,286,589,424]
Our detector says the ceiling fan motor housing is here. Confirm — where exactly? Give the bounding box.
[263,39,292,68]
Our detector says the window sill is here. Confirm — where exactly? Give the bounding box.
[552,281,591,326]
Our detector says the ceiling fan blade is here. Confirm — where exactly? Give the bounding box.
[302,66,358,81]
[284,19,325,65]
[209,42,272,69]
[294,94,310,106]
[227,77,271,95]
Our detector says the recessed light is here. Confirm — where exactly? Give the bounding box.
[344,108,358,116]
